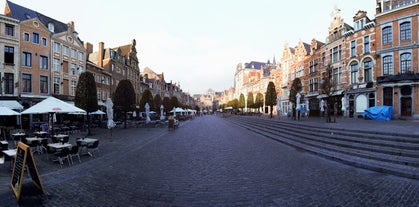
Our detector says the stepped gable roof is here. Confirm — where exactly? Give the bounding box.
[6,0,68,33]
[244,61,266,70]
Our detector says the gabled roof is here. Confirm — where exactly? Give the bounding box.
[5,0,68,33]
[244,61,266,70]
[114,44,131,58]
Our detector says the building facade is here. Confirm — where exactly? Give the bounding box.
[0,14,19,100]
[375,0,419,118]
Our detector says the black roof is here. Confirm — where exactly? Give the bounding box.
[6,0,68,33]
[244,61,266,70]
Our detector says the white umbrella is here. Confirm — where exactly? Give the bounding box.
[145,103,151,124]
[106,98,115,129]
[0,107,20,116]
[21,97,85,114]
[90,109,106,115]
[132,111,136,118]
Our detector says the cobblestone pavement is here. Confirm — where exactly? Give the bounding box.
[1,115,419,206]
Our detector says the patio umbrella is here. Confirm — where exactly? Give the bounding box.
[145,103,151,124]
[106,98,115,130]
[21,97,85,114]
[21,97,86,137]
[89,109,106,115]
[0,107,20,116]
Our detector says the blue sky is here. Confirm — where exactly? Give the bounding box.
[2,0,375,95]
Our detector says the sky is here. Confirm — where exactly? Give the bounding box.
[2,0,376,95]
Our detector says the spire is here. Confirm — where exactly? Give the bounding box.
[273,56,276,65]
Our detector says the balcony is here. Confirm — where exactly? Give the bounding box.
[377,72,419,83]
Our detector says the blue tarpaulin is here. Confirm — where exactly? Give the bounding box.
[363,106,393,121]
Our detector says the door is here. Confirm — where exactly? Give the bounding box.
[401,97,412,116]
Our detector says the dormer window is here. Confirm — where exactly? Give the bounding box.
[48,23,55,32]
[354,18,365,31]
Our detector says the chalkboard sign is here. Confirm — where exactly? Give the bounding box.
[10,142,44,201]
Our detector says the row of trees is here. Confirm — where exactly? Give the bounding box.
[74,71,196,133]
[222,81,278,117]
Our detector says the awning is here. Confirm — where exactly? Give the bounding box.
[0,100,23,110]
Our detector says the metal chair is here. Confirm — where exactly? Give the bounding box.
[69,145,81,164]
[87,140,100,157]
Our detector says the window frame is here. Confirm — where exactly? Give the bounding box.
[32,32,40,44]
[4,46,14,64]
[22,73,32,93]
[400,21,411,41]
[382,26,392,45]
[21,51,32,67]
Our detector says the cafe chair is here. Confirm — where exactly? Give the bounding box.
[87,140,100,157]
[54,148,70,168]
[69,145,81,164]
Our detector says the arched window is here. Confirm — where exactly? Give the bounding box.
[350,62,359,84]
[400,53,412,74]
[400,22,411,41]
[383,55,393,75]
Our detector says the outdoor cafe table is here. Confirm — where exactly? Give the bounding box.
[26,137,47,154]
[78,138,98,156]
[47,143,72,150]
[12,132,26,146]
[34,131,48,138]
[53,134,69,143]
[12,132,26,141]
[2,149,16,168]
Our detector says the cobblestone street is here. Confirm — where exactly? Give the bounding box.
[1,115,419,206]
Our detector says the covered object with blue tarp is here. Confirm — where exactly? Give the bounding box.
[363,106,393,121]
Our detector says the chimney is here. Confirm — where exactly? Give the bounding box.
[98,42,104,67]
[84,42,93,55]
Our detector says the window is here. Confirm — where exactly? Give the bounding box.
[71,49,77,58]
[62,45,69,56]
[41,38,47,46]
[4,46,14,64]
[4,73,13,94]
[382,26,392,45]
[54,42,60,53]
[351,41,356,57]
[22,74,32,93]
[364,59,373,82]
[369,93,375,107]
[5,24,13,36]
[351,63,359,84]
[78,51,84,60]
[53,77,60,94]
[71,63,76,75]
[22,52,32,67]
[78,66,84,74]
[364,36,370,53]
[383,87,393,106]
[333,67,342,84]
[321,52,326,66]
[383,55,393,75]
[48,23,54,32]
[53,58,60,72]
[330,45,341,63]
[40,56,48,70]
[400,53,412,74]
[400,22,411,41]
[309,78,318,92]
[309,60,318,73]
[32,32,40,44]
[70,80,77,96]
[40,76,48,94]
[24,33,29,41]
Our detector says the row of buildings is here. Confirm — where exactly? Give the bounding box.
[0,1,194,126]
[219,0,419,119]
